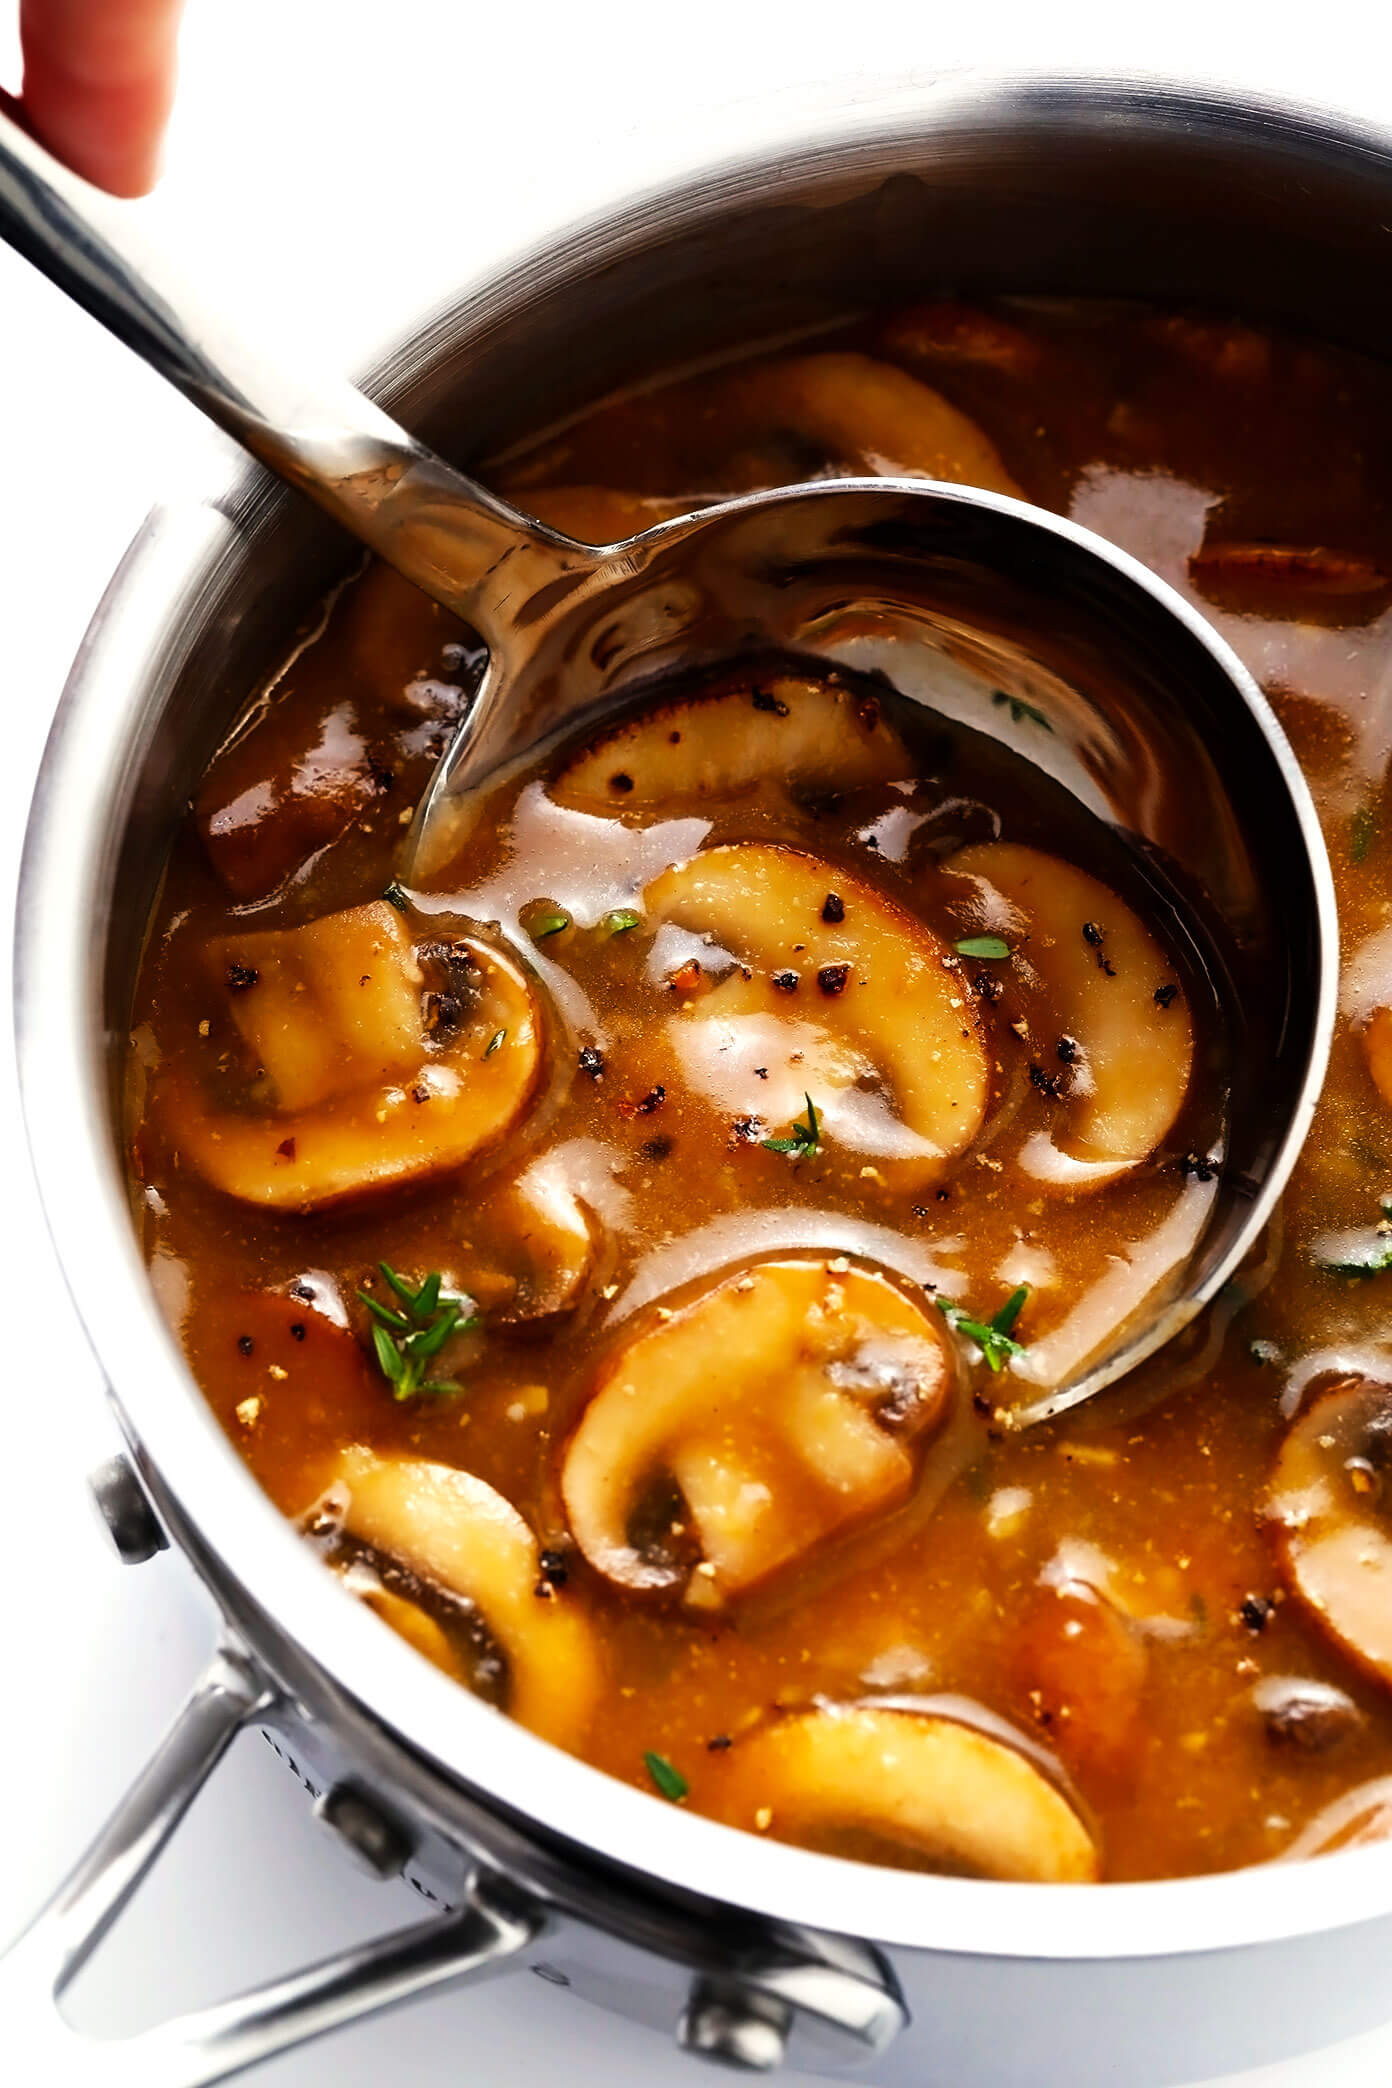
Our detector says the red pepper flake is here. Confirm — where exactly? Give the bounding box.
[636,1085,666,1115]
[817,963,850,997]
[276,1136,297,1160]
[668,958,704,996]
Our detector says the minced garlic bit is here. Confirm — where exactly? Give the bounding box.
[268,1364,288,1382]
[197,1018,211,1038]
[754,1806,773,1832]
[235,1395,262,1427]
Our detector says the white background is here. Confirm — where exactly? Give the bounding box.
[5,4,1392,2082]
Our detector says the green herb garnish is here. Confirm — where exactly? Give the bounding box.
[358,1262,478,1399]
[992,690,1053,731]
[382,880,410,912]
[483,1028,506,1059]
[955,935,1011,961]
[606,909,642,934]
[644,1751,689,1802]
[530,910,571,940]
[936,1284,1031,1373]
[761,1093,821,1161]
[1351,805,1377,864]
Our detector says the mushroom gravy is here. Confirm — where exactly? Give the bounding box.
[127,299,1392,1883]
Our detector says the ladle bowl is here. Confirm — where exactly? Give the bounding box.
[0,101,1341,1413]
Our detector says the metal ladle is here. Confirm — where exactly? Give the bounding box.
[0,107,1338,1415]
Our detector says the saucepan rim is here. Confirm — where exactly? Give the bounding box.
[16,67,1392,1964]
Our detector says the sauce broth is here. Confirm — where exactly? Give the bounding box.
[127,298,1392,1884]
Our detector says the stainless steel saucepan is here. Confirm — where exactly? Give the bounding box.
[9,72,1392,2088]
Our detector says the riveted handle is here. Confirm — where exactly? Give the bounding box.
[0,1641,540,2088]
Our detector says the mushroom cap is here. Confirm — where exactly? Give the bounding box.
[551,673,908,815]
[1269,1376,1392,1690]
[561,1256,954,1602]
[316,1449,600,1749]
[165,902,543,1208]
[644,841,990,1179]
[711,1704,1098,1881]
[943,842,1195,1182]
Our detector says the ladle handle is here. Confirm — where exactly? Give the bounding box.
[0,105,594,645]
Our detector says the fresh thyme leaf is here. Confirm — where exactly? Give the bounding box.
[1351,805,1377,864]
[991,1284,1031,1337]
[936,1290,1029,1373]
[379,1260,421,1309]
[530,910,571,940]
[644,1751,688,1802]
[955,935,1011,961]
[357,1291,412,1334]
[405,1302,463,1362]
[606,909,642,934]
[362,1266,478,1399]
[381,880,409,912]
[992,690,1053,731]
[483,1028,506,1059]
[761,1093,821,1161]
[371,1321,406,1385]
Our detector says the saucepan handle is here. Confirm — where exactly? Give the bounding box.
[0,1640,540,2088]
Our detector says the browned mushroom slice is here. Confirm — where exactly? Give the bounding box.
[942,842,1194,1182]
[644,843,989,1179]
[880,301,1041,377]
[165,900,542,1207]
[1189,541,1392,624]
[561,1258,953,1603]
[551,674,908,815]
[1268,1377,1392,1690]
[710,1706,1097,1880]
[317,1448,600,1747]
[475,1158,597,1324]
[196,701,380,903]
[712,352,1022,495]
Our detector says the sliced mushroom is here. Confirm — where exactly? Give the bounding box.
[942,842,1194,1181]
[880,300,1041,377]
[712,352,1022,496]
[196,700,379,902]
[1268,1377,1392,1690]
[475,1157,596,1324]
[166,901,542,1207]
[551,674,908,815]
[317,1448,600,1747]
[1363,1006,1392,1109]
[711,1706,1097,1881]
[561,1257,953,1603]
[644,843,989,1178]
[1189,541,1392,624]
[1013,1576,1149,1782]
